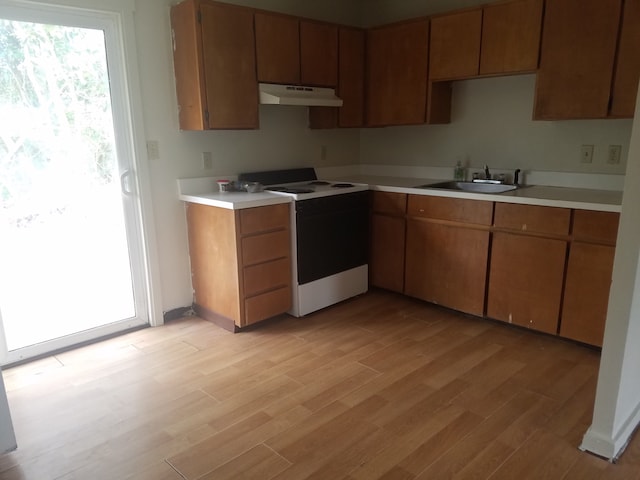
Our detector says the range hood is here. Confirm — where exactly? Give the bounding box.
[258,83,343,107]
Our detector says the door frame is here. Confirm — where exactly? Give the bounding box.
[0,0,163,364]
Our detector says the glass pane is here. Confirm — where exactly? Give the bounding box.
[0,19,136,351]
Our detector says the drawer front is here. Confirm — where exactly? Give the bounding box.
[371,191,407,215]
[494,203,570,235]
[407,195,493,225]
[572,210,619,245]
[240,203,290,235]
[244,286,291,326]
[241,230,290,266]
[243,257,291,297]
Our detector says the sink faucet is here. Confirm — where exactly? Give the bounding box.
[514,169,521,186]
[484,164,491,180]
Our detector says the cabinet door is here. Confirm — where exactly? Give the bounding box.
[300,20,338,87]
[370,214,406,293]
[338,27,365,127]
[560,243,615,347]
[479,0,543,75]
[429,9,482,81]
[487,232,566,334]
[255,12,300,84]
[200,3,258,129]
[366,20,429,126]
[610,0,640,118]
[309,26,364,130]
[534,0,622,119]
[405,219,489,316]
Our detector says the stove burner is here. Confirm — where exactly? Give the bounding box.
[266,186,314,194]
[332,183,354,188]
[308,181,331,186]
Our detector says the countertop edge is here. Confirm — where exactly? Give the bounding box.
[179,193,292,210]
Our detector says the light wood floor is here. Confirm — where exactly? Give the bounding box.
[1,289,639,480]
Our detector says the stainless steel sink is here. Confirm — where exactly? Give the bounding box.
[415,181,519,194]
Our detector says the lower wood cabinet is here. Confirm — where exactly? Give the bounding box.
[369,192,407,293]
[405,219,489,316]
[560,243,615,346]
[487,232,567,334]
[560,210,619,346]
[404,195,492,316]
[487,203,570,335]
[186,202,292,330]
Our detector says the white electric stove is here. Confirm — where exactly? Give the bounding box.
[238,168,370,317]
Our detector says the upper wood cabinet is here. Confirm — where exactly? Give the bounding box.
[610,0,640,118]
[533,0,623,120]
[479,0,543,75]
[429,9,482,81]
[429,0,542,81]
[366,19,430,127]
[255,14,339,88]
[300,20,338,87]
[254,12,300,85]
[309,27,365,129]
[170,0,258,130]
[338,27,365,127]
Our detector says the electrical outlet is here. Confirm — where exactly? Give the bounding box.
[580,145,594,164]
[146,140,159,160]
[320,145,327,161]
[607,145,622,165]
[202,152,213,170]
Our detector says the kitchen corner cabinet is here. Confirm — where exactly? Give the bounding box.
[309,26,365,129]
[561,211,620,347]
[429,9,482,81]
[487,204,571,334]
[366,19,430,127]
[186,202,292,330]
[404,196,492,316]
[533,0,622,120]
[170,0,258,130]
[370,192,407,293]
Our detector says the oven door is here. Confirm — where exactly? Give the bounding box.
[295,191,369,285]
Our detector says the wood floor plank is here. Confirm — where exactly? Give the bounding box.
[4,290,640,479]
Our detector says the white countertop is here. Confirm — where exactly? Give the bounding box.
[329,175,623,213]
[179,191,291,210]
[178,175,622,212]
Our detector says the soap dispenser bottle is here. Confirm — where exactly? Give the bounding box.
[454,160,465,181]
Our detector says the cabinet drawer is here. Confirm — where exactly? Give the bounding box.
[241,230,289,266]
[239,203,290,235]
[371,191,407,215]
[243,257,291,297]
[244,286,291,326]
[494,203,570,235]
[572,210,619,245]
[407,195,493,225]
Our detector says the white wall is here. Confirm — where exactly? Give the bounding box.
[361,75,632,175]
[581,81,640,460]
[134,0,361,312]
